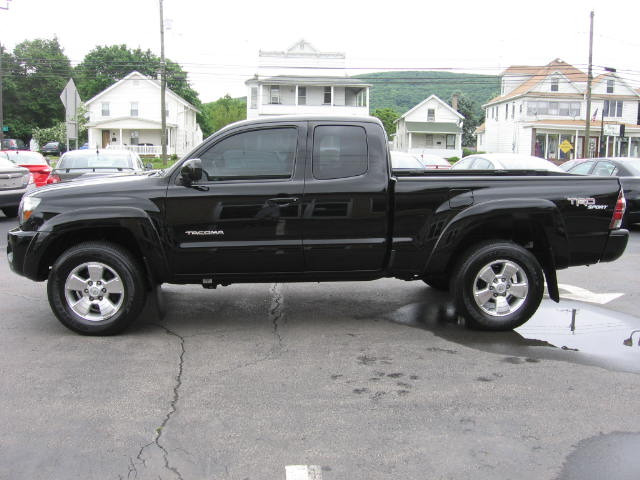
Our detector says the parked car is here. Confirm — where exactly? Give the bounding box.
[48,149,148,184]
[79,143,89,150]
[40,141,67,156]
[7,116,628,335]
[417,153,452,170]
[452,153,563,172]
[2,150,52,187]
[1,138,27,151]
[0,157,35,217]
[561,157,640,226]
[390,151,427,171]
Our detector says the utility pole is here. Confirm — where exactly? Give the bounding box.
[0,40,4,145]
[159,0,167,167]
[584,10,594,158]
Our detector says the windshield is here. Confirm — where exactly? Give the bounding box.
[57,152,134,170]
[5,151,47,165]
[391,152,424,169]
[1,138,26,150]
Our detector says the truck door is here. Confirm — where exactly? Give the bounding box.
[164,123,306,276]
[302,121,390,272]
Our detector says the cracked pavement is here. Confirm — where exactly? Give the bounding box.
[1,217,640,480]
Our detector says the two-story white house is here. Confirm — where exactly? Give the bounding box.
[245,40,370,119]
[483,59,640,160]
[85,71,202,156]
[393,94,464,158]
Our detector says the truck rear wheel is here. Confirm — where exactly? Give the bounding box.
[450,241,544,331]
[47,242,147,335]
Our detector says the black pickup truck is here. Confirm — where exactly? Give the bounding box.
[7,116,629,335]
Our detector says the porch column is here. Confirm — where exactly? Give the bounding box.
[408,133,412,151]
[119,128,123,148]
[531,128,537,155]
[331,86,334,106]
[257,84,263,115]
[629,137,632,157]
[545,133,549,158]
[295,85,298,106]
[366,88,370,111]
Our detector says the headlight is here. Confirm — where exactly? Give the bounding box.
[21,172,33,186]
[19,196,41,224]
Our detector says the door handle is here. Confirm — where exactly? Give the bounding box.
[267,197,300,207]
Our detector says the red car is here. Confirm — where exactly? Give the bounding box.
[2,150,52,187]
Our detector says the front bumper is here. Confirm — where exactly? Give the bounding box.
[600,229,629,263]
[0,187,28,208]
[6,227,39,279]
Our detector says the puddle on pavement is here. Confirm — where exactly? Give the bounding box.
[386,292,640,374]
[557,432,640,480]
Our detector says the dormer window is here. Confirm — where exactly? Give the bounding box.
[551,78,559,92]
[607,79,614,93]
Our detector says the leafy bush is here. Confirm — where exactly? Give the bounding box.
[446,157,459,163]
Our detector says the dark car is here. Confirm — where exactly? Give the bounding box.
[40,141,67,156]
[0,156,35,217]
[47,149,148,184]
[1,138,27,151]
[562,157,640,226]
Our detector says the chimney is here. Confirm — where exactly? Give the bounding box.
[452,94,459,111]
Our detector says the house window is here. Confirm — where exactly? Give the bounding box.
[520,104,523,114]
[427,109,435,121]
[526,101,580,116]
[607,79,614,94]
[356,89,367,107]
[298,87,307,105]
[551,78,559,92]
[446,134,456,150]
[424,134,433,146]
[130,102,139,117]
[604,100,623,117]
[323,87,332,105]
[270,85,280,104]
[130,131,139,145]
[101,102,110,116]
[250,87,257,109]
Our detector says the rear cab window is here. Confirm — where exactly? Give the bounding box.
[312,125,368,180]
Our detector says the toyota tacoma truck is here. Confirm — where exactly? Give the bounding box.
[6,116,629,335]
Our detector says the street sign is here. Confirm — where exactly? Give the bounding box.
[2,126,8,132]
[559,140,573,153]
[60,78,82,140]
[603,124,621,137]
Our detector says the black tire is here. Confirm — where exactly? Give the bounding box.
[47,241,147,335]
[2,207,18,218]
[422,275,449,291]
[450,241,544,331]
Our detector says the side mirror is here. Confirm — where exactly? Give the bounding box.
[144,163,153,170]
[180,158,203,185]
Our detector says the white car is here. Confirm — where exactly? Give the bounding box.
[417,154,452,170]
[390,151,427,171]
[452,153,563,172]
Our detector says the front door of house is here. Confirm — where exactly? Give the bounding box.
[101,130,110,148]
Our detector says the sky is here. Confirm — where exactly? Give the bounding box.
[1,0,640,103]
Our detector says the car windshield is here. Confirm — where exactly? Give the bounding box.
[1,138,26,150]
[57,152,134,169]
[391,153,424,169]
[44,142,58,147]
[5,151,47,165]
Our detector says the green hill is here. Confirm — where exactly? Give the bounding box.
[354,71,500,118]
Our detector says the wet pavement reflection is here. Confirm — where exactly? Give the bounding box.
[386,290,640,374]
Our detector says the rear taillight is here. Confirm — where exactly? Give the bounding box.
[610,189,626,229]
[46,174,61,185]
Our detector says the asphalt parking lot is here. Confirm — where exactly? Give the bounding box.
[1,215,639,480]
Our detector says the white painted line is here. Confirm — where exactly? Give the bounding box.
[557,283,624,305]
[285,465,323,480]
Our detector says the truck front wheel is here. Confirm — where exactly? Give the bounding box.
[47,242,147,335]
[450,241,544,331]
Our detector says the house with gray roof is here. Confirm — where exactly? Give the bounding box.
[393,94,464,158]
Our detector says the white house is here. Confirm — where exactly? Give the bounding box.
[245,39,370,119]
[85,71,202,156]
[483,59,640,160]
[393,95,464,158]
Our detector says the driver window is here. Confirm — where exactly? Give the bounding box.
[200,128,297,181]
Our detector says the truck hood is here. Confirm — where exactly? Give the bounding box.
[32,172,164,200]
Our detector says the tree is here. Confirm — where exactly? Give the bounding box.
[2,38,72,140]
[200,95,246,137]
[74,45,200,108]
[449,93,479,147]
[371,108,400,137]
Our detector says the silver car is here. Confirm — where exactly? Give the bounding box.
[49,149,149,184]
[0,156,35,218]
